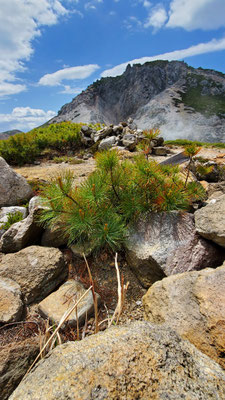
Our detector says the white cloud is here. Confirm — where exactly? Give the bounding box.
[84,0,103,10]
[144,5,167,29]
[60,85,84,94]
[85,3,96,10]
[142,1,151,8]
[39,64,100,86]
[0,107,56,130]
[124,16,142,30]
[101,36,225,77]
[0,82,27,98]
[167,0,225,31]
[0,0,68,97]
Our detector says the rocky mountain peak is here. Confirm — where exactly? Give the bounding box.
[49,61,225,142]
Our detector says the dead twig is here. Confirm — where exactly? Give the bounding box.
[108,253,129,328]
[24,285,92,379]
[83,253,99,333]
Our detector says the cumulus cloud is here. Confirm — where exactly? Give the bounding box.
[166,0,225,31]
[0,107,56,131]
[0,82,27,98]
[101,36,225,77]
[0,0,68,97]
[167,0,225,31]
[39,64,100,86]
[140,0,225,31]
[144,5,167,29]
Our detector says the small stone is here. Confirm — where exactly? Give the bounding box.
[195,194,225,248]
[0,196,44,253]
[81,125,92,137]
[0,277,23,324]
[98,136,117,151]
[0,246,67,304]
[38,279,100,327]
[152,147,167,156]
[136,300,142,306]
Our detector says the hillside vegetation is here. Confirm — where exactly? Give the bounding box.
[0,122,85,166]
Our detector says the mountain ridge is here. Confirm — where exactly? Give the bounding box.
[49,61,225,142]
[0,130,22,140]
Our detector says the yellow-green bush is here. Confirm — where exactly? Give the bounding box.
[0,122,86,166]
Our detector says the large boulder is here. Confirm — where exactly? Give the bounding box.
[0,277,23,324]
[0,196,44,253]
[195,194,225,248]
[0,157,33,207]
[9,321,225,400]
[125,211,224,287]
[38,279,100,327]
[143,262,225,369]
[0,338,39,400]
[0,246,67,304]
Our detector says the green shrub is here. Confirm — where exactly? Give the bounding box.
[0,211,24,230]
[165,139,225,149]
[39,150,205,253]
[0,122,96,166]
[137,128,160,159]
[0,133,40,165]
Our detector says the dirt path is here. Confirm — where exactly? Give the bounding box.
[14,159,96,184]
[13,147,225,184]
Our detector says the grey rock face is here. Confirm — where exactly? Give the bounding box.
[143,262,225,369]
[0,196,44,253]
[0,277,23,323]
[0,338,39,400]
[9,321,225,400]
[38,279,100,327]
[125,211,224,287]
[195,194,225,248]
[49,61,225,142]
[0,157,33,207]
[0,246,67,304]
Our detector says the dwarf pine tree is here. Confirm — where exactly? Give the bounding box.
[39,150,205,253]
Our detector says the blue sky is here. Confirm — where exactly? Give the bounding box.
[0,0,225,132]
